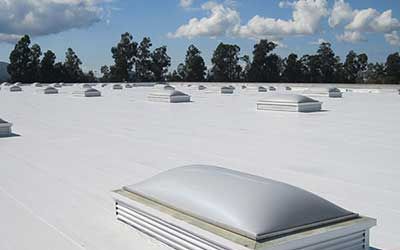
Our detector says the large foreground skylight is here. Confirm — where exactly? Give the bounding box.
[123,165,357,240]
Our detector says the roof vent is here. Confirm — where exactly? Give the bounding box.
[0,118,12,137]
[198,85,207,90]
[113,165,376,250]
[257,94,322,112]
[269,86,276,91]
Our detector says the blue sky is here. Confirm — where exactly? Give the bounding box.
[0,0,399,75]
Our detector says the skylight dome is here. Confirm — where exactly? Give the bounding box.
[258,86,267,92]
[113,84,123,90]
[257,94,322,112]
[148,89,190,103]
[53,83,61,88]
[10,85,22,92]
[44,86,58,94]
[304,87,343,98]
[84,88,101,97]
[0,118,12,137]
[221,86,234,94]
[113,165,376,250]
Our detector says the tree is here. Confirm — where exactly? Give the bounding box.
[282,53,302,83]
[53,62,66,83]
[40,50,57,83]
[264,54,282,82]
[183,45,206,82]
[317,42,339,83]
[177,63,186,80]
[240,55,251,81]
[211,43,241,82]
[82,70,97,83]
[30,44,42,82]
[136,37,153,82]
[110,32,137,82]
[300,54,322,83]
[385,52,400,84]
[64,48,83,82]
[7,35,37,83]
[151,46,171,82]
[365,63,385,84]
[248,40,277,82]
[100,65,110,82]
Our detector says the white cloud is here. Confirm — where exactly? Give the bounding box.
[278,1,295,8]
[310,38,328,45]
[385,31,400,46]
[328,0,353,27]
[337,31,366,43]
[0,0,111,43]
[170,0,328,40]
[168,2,240,39]
[329,0,400,45]
[180,0,194,8]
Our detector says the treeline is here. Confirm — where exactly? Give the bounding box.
[7,35,96,83]
[6,33,400,84]
[169,40,400,84]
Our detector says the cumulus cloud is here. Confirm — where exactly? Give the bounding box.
[238,0,328,40]
[329,0,400,44]
[168,2,240,39]
[328,0,353,27]
[0,0,110,43]
[337,31,366,43]
[385,31,400,46]
[310,38,328,45]
[180,0,194,8]
[170,0,328,40]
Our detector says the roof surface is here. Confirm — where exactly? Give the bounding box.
[124,165,356,240]
[0,83,399,250]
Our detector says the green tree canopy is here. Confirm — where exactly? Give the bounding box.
[151,46,171,82]
[211,43,241,82]
[110,32,137,82]
[184,45,207,82]
[248,40,277,82]
[136,37,153,82]
[40,50,56,83]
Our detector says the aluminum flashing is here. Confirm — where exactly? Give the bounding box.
[122,165,358,241]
